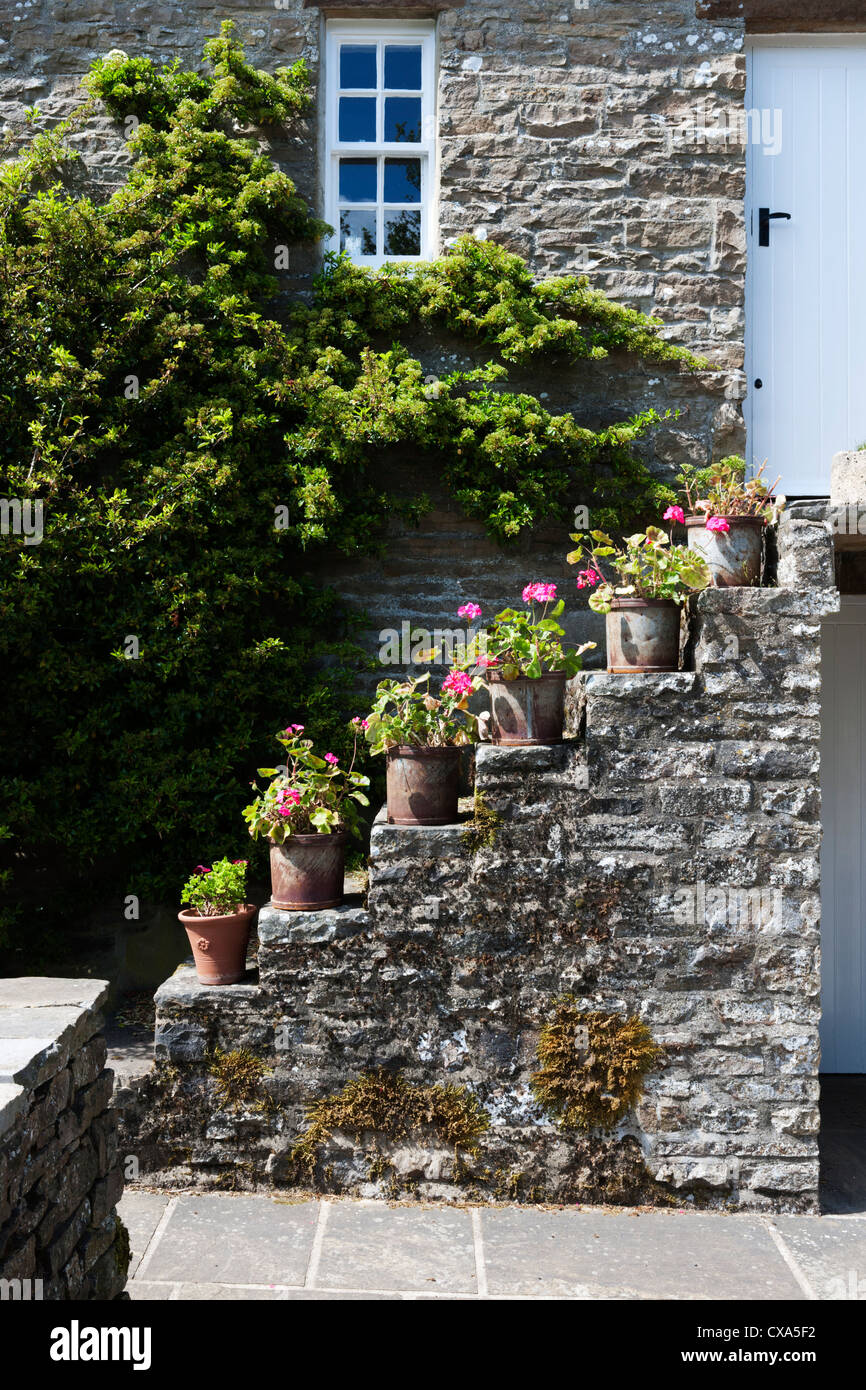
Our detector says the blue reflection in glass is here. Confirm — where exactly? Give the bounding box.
[340,159,377,203]
[384,46,422,90]
[384,97,421,143]
[341,210,377,257]
[339,97,376,143]
[384,210,421,257]
[384,158,421,204]
[340,45,376,89]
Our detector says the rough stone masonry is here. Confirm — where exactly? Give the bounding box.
[117,507,837,1212]
[0,1,751,662]
[0,978,129,1299]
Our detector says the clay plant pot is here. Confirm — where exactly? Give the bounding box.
[269,831,347,911]
[488,670,567,746]
[685,514,764,587]
[386,745,460,826]
[178,904,257,987]
[606,597,681,673]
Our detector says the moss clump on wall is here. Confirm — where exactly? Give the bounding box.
[532,997,662,1131]
[291,1070,489,1174]
[208,1047,272,1112]
[112,1215,131,1280]
[462,792,501,854]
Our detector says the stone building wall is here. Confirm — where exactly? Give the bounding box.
[0,978,129,1299]
[116,509,837,1212]
[1,2,745,657]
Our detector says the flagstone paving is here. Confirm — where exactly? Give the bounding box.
[119,1191,866,1301]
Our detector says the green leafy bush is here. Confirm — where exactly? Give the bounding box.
[0,24,711,960]
[180,858,249,917]
[243,725,370,841]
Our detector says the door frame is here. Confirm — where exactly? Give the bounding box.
[745,34,866,490]
[820,593,866,1073]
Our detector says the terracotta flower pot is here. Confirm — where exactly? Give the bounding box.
[178,904,257,986]
[685,514,764,587]
[606,597,681,673]
[386,745,460,825]
[269,831,347,911]
[488,670,567,745]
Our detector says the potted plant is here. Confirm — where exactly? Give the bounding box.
[677,457,784,587]
[569,525,710,673]
[363,670,487,825]
[458,588,594,745]
[178,858,256,986]
[243,724,370,911]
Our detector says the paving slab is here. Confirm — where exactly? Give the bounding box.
[118,1192,170,1277]
[315,1202,477,1294]
[772,1216,866,1299]
[480,1209,805,1300]
[138,1194,319,1286]
[0,978,109,1011]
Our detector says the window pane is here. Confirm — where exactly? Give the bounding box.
[384,97,421,143]
[384,209,421,257]
[339,97,376,143]
[341,210,377,258]
[340,158,377,204]
[384,157,421,204]
[340,44,376,89]
[384,45,422,90]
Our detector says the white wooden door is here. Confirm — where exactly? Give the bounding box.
[821,598,866,1072]
[747,40,866,495]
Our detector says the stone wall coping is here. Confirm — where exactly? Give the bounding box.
[257,898,369,946]
[581,672,698,696]
[0,977,109,1092]
[370,812,467,857]
[0,1080,27,1141]
[154,965,263,1009]
[696,587,839,616]
[475,743,572,772]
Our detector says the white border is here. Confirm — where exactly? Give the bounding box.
[324,18,437,266]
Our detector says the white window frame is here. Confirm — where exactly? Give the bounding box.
[325,18,437,268]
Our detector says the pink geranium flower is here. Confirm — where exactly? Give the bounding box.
[522,582,557,604]
[458,602,482,621]
[475,655,499,669]
[706,516,730,533]
[664,505,685,525]
[351,716,370,730]
[442,670,473,698]
[324,753,339,765]
[195,864,210,874]
[575,569,599,590]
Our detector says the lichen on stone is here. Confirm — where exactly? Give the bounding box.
[531,996,662,1131]
[208,1047,272,1112]
[462,791,500,853]
[291,1069,489,1174]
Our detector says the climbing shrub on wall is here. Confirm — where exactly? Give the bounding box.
[0,24,709,957]
[532,997,662,1131]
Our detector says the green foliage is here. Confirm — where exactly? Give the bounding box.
[180,857,248,916]
[677,456,783,521]
[0,25,711,957]
[208,1046,272,1111]
[243,726,369,842]
[468,585,595,679]
[569,526,710,613]
[531,997,663,1131]
[363,672,485,753]
[291,1069,489,1176]
[461,791,500,855]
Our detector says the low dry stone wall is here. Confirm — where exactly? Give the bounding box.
[117,507,837,1212]
[0,979,129,1300]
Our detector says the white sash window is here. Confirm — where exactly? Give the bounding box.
[325,20,436,266]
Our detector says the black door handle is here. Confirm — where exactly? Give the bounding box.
[758,208,792,247]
